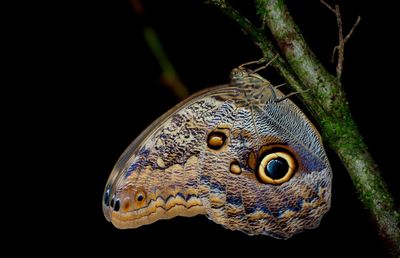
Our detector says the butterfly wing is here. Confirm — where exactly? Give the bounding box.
[197,87,331,239]
[103,78,332,238]
[102,85,241,228]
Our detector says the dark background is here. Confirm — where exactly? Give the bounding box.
[24,0,399,256]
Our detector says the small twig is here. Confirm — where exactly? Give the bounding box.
[335,4,344,79]
[344,15,361,44]
[330,16,361,71]
[331,46,338,63]
[321,0,361,80]
[321,1,344,78]
[320,0,335,13]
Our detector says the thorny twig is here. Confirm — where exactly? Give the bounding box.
[321,0,361,79]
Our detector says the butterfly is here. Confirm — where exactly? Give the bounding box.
[102,62,332,239]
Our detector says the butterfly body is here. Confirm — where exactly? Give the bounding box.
[103,67,332,239]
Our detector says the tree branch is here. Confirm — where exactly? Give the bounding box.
[257,0,399,255]
[206,0,399,255]
[205,1,295,85]
[344,16,361,43]
[205,0,326,118]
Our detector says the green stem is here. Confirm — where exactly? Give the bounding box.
[130,0,189,99]
[143,27,189,99]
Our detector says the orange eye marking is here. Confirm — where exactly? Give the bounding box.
[134,190,147,208]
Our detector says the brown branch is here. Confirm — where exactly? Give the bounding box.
[320,0,335,13]
[335,4,344,79]
[321,0,361,80]
[344,15,361,43]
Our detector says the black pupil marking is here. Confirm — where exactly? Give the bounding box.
[207,131,227,150]
[137,194,143,202]
[104,188,110,206]
[110,197,120,211]
[266,157,289,179]
[114,199,120,211]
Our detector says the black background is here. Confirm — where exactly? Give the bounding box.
[24,0,399,256]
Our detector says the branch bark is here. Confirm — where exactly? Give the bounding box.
[206,0,400,256]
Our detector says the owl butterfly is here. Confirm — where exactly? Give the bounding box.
[103,62,332,239]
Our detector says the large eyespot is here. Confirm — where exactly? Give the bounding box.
[258,151,296,185]
[134,190,147,208]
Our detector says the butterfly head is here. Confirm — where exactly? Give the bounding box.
[229,67,267,87]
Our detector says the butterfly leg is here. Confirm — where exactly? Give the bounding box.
[273,89,310,103]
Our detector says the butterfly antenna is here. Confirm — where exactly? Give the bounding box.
[274,82,286,89]
[252,54,279,73]
[238,57,267,69]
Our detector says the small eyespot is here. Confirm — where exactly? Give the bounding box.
[207,131,227,150]
[230,160,242,174]
[257,151,296,185]
[134,190,147,208]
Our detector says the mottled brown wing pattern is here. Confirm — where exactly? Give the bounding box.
[103,67,332,239]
